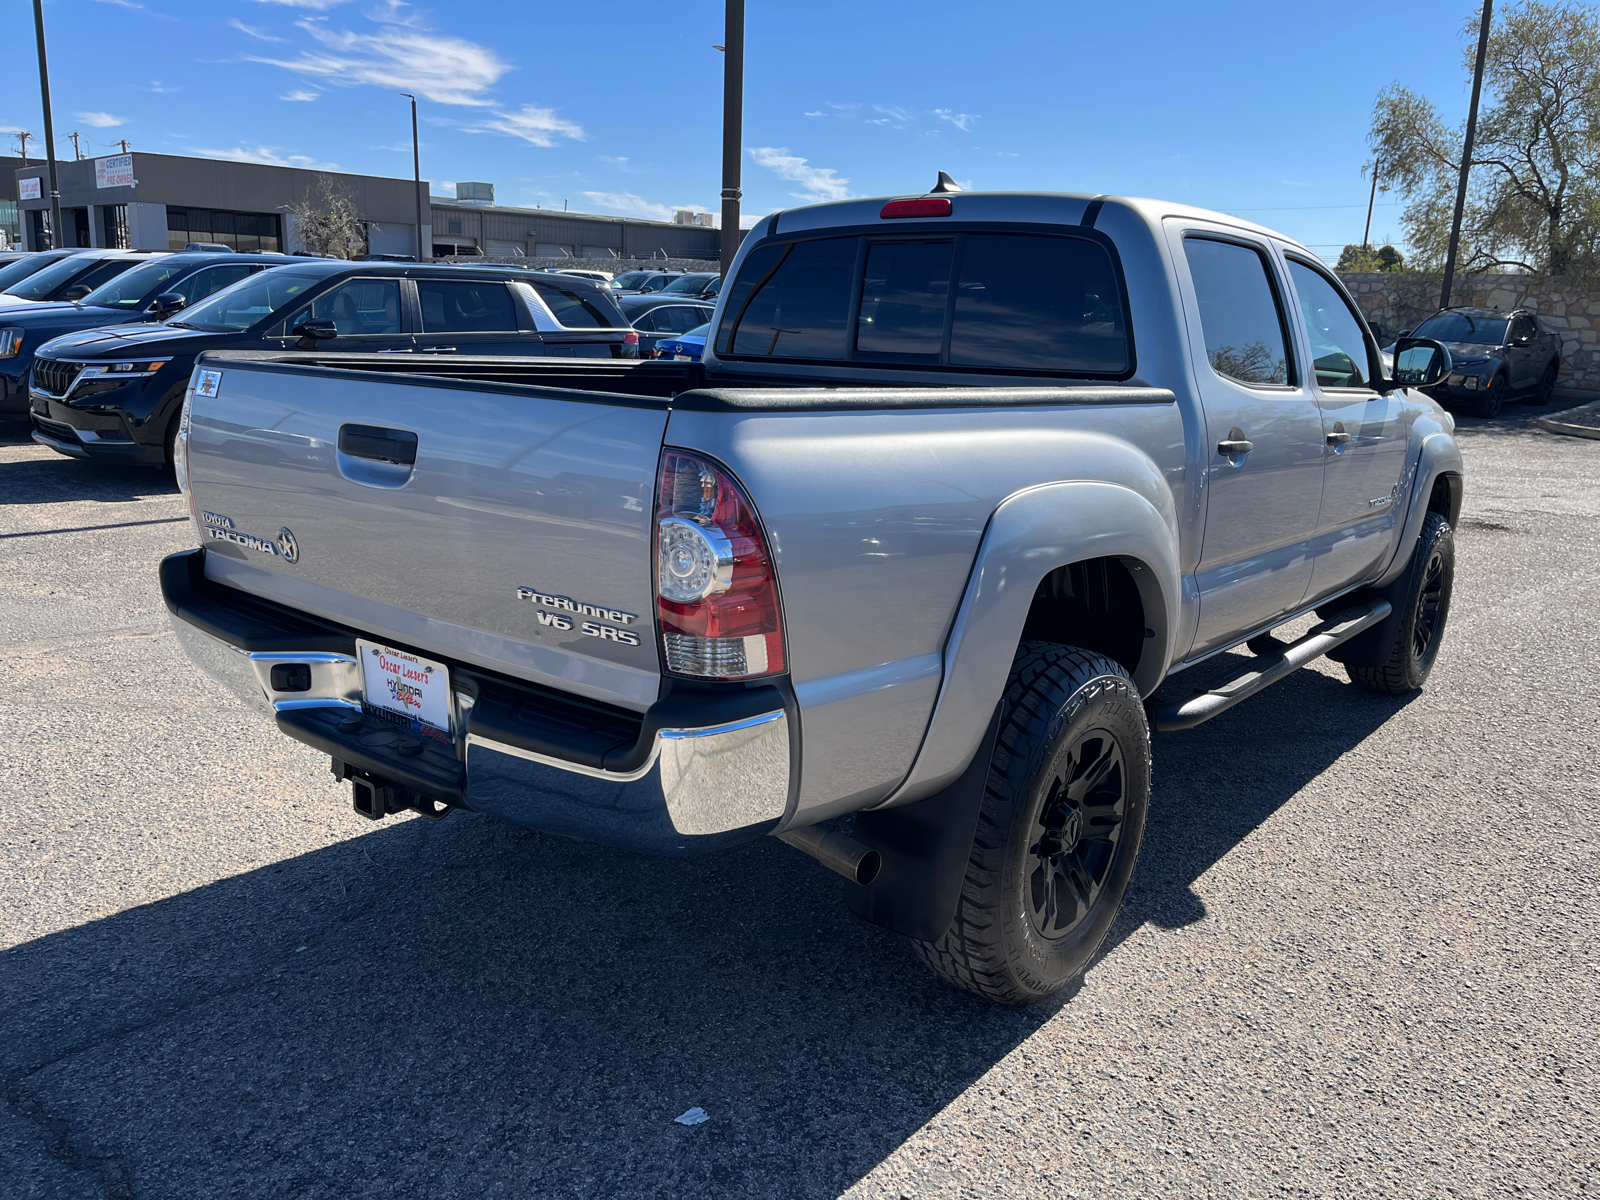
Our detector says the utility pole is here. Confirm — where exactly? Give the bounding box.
[1362,159,1380,250]
[116,138,130,153]
[717,0,744,278]
[402,93,425,261]
[1442,0,1493,309]
[32,0,61,250]
[15,131,33,167]
[69,131,81,160]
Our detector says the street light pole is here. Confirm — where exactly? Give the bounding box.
[718,0,744,278]
[31,0,61,250]
[402,93,426,261]
[1441,0,1493,309]
[1362,159,1380,250]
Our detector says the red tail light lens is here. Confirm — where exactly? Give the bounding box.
[623,330,640,345]
[655,450,785,678]
[880,197,952,219]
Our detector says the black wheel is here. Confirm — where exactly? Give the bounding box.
[1348,512,1455,694]
[911,644,1150,1005]
[1470,372,1506,418]
[1523,359,1558,406]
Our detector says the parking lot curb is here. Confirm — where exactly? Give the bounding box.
[1536,399,1600,440]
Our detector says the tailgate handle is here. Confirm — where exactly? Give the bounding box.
[338,424,418,466]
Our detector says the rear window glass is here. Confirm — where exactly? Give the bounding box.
[717,232,1130,374]
[531,281,615,328]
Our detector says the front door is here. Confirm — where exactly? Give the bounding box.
[1283,257,1411,597]
[1504,314,1537,390]
[1172,228,1327,658]
[279,277,411,352]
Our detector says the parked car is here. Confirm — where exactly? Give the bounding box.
[30,263,637,467]
[0,248,159,307]
[0,252,286,418]
[542,267,614,284]
[650,320,709,361]
[161,186,1463,1005]
[609,269,682,295]
[0,249,88,299]
[617,293,715,356]
[1386,307,1562,418]
[657,272,722,300]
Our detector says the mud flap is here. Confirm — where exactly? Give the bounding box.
[844,704,1003,943]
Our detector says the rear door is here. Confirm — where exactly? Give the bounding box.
[1505,314,1537,389]
[411,276,536,356]
[1281,256,1410,597]
[185,361,668,709]
[1169,224,1327,657]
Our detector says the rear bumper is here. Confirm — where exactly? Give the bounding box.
[161,549,793,853]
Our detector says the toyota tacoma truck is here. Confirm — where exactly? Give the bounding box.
[161,185,1464,1004]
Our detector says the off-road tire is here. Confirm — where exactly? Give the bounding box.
[1523,359,1558,406]
[1471,372,1506,419]
[911,644,1150,1005]
[1348,512,1455,694]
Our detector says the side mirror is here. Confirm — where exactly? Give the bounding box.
[1384,337,1452,391]
[291,318,339,349]
[61,284,92,302]
[1397,329,1411,339]
[146,292,187,320]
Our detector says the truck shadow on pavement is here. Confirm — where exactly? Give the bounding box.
[3,671,1411,1199]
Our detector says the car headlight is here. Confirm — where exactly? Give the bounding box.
[78,360,169,378]
[0,329,22,359]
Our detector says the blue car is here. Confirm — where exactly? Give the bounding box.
[650,321,709,361]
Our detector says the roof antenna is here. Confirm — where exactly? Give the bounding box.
[930,171,962,194]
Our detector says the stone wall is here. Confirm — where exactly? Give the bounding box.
[1339,272,1600,392]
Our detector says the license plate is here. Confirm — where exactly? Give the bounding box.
[356,640,452,737]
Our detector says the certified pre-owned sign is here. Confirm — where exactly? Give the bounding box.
[18,178,41,201]
[95,154,134,189]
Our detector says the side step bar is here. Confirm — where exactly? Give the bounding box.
[1153,599,1393,732]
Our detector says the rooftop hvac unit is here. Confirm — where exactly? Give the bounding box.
[455,181,495,205]
[673,209,714,227]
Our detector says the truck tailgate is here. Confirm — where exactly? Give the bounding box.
[184,358,667,710]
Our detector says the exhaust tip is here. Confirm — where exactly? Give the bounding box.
[853,850,882,886]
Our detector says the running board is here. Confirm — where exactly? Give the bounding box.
[1153,599,1393,732]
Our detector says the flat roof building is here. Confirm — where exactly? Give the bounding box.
[12,151,727,262]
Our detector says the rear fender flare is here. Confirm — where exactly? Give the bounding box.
[874,479,1180,810]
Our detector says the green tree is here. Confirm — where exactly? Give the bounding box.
[1337,244,1407,272]
[1368,1,1600,276]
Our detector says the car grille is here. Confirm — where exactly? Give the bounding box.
[32,416,81,445]
[31,358,83,398]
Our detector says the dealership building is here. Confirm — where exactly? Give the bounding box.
[12,151,724,261]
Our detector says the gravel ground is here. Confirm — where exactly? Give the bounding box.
[1,401,1595,1200]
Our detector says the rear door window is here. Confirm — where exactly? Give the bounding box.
[1183,238,1293,386]
[418,279,519,333]
[531,281,613,328]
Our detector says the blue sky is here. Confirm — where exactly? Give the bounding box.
[2,0,1489,262]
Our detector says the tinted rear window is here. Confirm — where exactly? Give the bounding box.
[717,231,1129,375]
[420,280,519,333]
[531,281,617,328]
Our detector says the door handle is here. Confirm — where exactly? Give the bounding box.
[422,346,458,354]
[1326,427,1352,446]
[338,423,418,466]
[1216,437,1254,458]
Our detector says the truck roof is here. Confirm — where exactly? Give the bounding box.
[766,191,1310,259]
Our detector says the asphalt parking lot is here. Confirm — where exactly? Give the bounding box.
[2,403,1595,1200]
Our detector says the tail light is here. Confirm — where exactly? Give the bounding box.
[655,450,785,678]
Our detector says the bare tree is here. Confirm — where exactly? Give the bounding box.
[282,175,369,260]
[1368,1,1600,276]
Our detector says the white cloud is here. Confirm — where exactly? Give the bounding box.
[135,80,180,93]
[252,18,508,105]
[95,0,144,9]
[468,104,583,147]
[934,109,978,132]
[803,111,825,117]
[229,17,284,40]
[253,0,349,9]
[749,147,850,203]
[281,89,320,101]
[76,112,127,128]
[196,144,340,169]
[582,191,674,221]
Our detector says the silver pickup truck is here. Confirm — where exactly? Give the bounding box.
[162,186,1463,1004]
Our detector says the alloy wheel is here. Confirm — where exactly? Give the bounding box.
[1026,729,1128,940]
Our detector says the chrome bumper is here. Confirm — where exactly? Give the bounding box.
[170,615,791,852]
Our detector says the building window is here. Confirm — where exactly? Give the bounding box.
[448,218,463,235]
[102,204,130,249]
[0,200,17,250]
[167,207,281,253]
